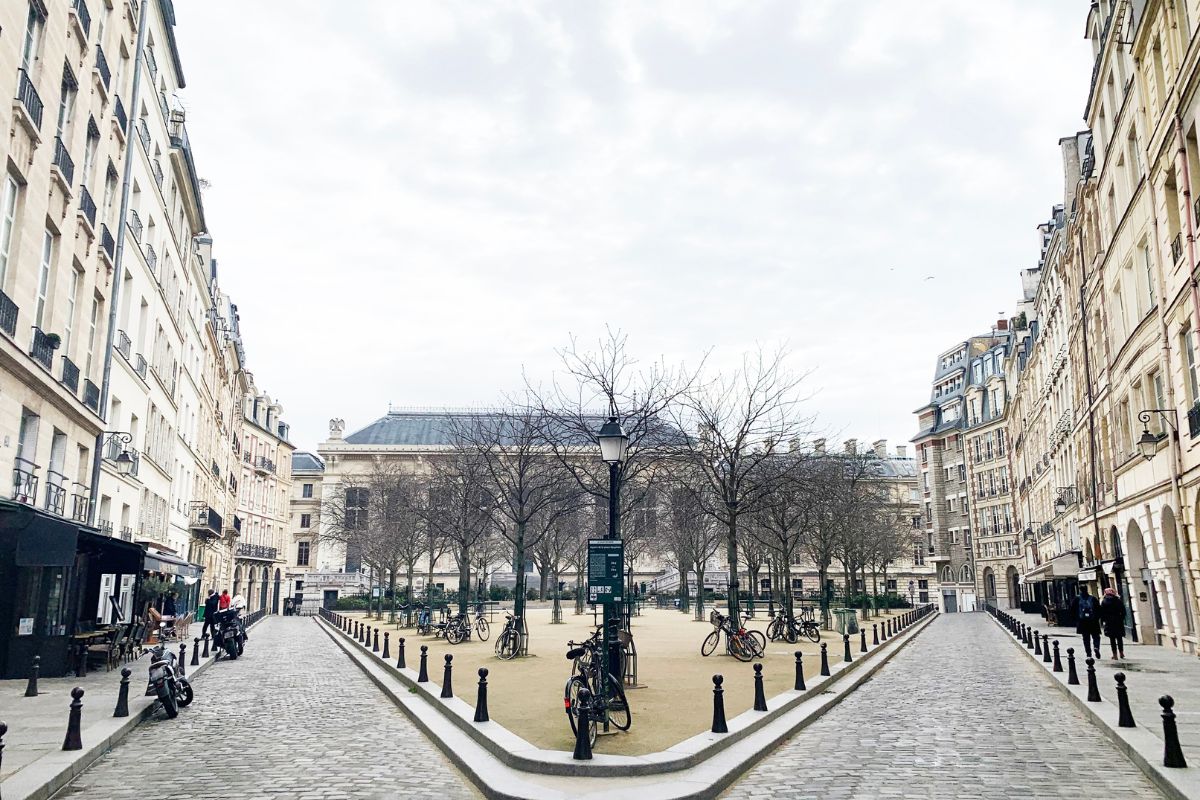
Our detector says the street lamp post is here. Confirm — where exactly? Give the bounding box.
[101,431,136,477]
[597,416,629,713]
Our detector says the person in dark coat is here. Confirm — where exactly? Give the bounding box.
[1071,585,1101,659]
[201,589,220,642]
[1099,587,1127,659]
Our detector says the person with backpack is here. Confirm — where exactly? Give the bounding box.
[1073,585,1101,659]
[1099,587,1127,659]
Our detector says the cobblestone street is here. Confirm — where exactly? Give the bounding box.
[57,617,479,800]
[724,613,1163,799]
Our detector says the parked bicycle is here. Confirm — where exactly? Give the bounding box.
[564,634,631,748]
[701,610,764,661]
[494,613,525,660]
[765,611,821,643]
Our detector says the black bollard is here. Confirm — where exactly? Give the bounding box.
[872,624,879,646]
[1115,673,1135,728]
[1161,696,1188,768]
[753,663,767,711]
[202,634,210,658]
[62,687,84,751]
[113,667,132,718]
[383,632,390,660]
[711,675,728,733]
[793,651,805,691]
[474,668,490,723]
[573,687,594,759]
[418,645,429,682]
[398,637,407,669]
[1025,627,1034,649]
[364,624,370,646]
[860,628,867,653]
[1067,648,1080,685]
[1033,631,1042,655]
[1052,640,1062,673]
[1085,658,1101,702]
[178,644,187,678]
[441,654,454,698]
[1041,635,1051,664]
[843,633,852,663]
[353,620,358,639]
[191,637,200,666]
[25,655,40,697]
[820,643,830,676]
[0,720,6,776]
[373,628,380,653]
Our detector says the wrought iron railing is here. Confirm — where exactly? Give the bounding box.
[153,158,163,188]
[120,525,134,541]
[1189,402,1200,440]
[83,380,100,412]
[114,94,127,134]
[98,518,114,536]
[188,501,223,535]
[0,291,18,337]
[44,476,66,516]
[72,0,92,36]
[30,327,55,369]
[100,225,116,260]
[145,243,157,272]
[53,137,75,185]
[145,46,158,81]
[236,542,278,561]
[15,69,43,130]
[12,460,39,504]
[95,44,111,90]
[1172,233,1184,264]
[79,186,97,228]
[134,353,148,379]
[129,209,143,242]
[61,356,80,393]
[137,117,150,151]
[70,492,91,522]
[116,329,132,360]
[255,456,276,474]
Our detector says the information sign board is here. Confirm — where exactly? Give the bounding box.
[587,539,624,604]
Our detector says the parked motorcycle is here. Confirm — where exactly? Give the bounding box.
[146,625,193,719]
[213,608,245,660]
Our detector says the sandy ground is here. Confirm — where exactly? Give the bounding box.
[339,604,903,755]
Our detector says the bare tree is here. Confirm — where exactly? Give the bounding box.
[418,443,494,614]
[667,345,814,627]
[661,485,723,620]
[750,448,819,621]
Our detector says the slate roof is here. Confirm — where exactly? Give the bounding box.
[291,451,325,472]
[341,410,687,448]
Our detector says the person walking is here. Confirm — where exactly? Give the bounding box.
[1072,585,1102,659]
[201,589,220,642]
[1099,587,1127,659]
[218,589,231,610]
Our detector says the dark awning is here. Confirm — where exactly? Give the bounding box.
[0,501,81,567]
[143,550,203,579]
[76,528,144,574]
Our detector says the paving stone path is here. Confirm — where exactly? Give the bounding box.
[58,617,479,800]
[723,613,1164,799]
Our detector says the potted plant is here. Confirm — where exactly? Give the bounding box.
[45,333,61,350]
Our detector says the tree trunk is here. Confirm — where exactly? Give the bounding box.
[513,521,527,622]
[574,570,584,615]
[406,564,415,626]
[458,546,471,615]
[818,564,830,629]
[678,559,690,613]
[551,565,562,623]
[695,563,707,621]
[388,567,397,624]
[725,511,740,626]
[783,550,795,620]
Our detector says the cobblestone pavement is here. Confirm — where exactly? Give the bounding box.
[724,613,1164,800]
[58,617,479,800]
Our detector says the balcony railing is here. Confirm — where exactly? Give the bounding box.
[119,525,134,542]
[188,501,223,536]
[12,460,39,505]
[145,46,158,81]
[44,475,66,516]
[152,158,163,188]
[129,209,143,242]
[255,456,276,475]
[72,0,92,37]
[98,518,113,536]
[1189,402,1200,440]
[79,186,97,228]
[0,291,18,337]
[52,137,75,186]
[100,224,116,260]
[134,353,148,379]
[30,327,56,370]
[236,542,278,561]
[145,243,157,273]
[94,44,111,91]
[114,94,128,134]
[116,329,132,360]
[15,69,43,130]
[83,380,99,412]
[61,356,80,393]
[1172,233,1184,264]
[70,492,91,522]
[104,438,140,477]
[137,117,150,151]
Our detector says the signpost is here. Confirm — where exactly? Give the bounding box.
[588,539,624,605]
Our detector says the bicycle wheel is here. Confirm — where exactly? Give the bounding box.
[729,633,755,662]
[766,616,783,641]
[701,630,720,656]
[783,622,798,644]
[497,629,520,660]
[803,623,821,643]
[564,676,587,736]
[601,673,631,731]
[748,630,767,656]
[447,623,465,645]
[475,617,490,642]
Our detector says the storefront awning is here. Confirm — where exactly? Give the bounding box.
[1078,568,1098,582]
[0,502,81,567]
[1023,551,1082,583]
[143,549,204,579]
[1101,559,1120,575]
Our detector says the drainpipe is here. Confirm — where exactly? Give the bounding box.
[1075,225,1105,571]
[88,5,150,523]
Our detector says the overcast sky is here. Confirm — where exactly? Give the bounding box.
[172,1,1093,453]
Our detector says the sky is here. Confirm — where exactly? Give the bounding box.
[171,1,1094,453]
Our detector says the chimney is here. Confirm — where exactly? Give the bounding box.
[788,437,801,453]
[996,319,1008,331]
[844,438,857,455]
[872,439,887,458]
[895,445,907,458]
[814,438,825,454]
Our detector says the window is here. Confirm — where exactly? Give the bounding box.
[886,579,897,590]
[34,230,53,328]
[918,580,928,590]
[302,483,313,498]
[0,177,19,287]
[82,119,99,188]
[296,541,310,566]
[1184,329,1200,404]
[299,513,310,529]
[56,67,77,140]
[941,566,952,583]
[83,296,100,377]
[63,268,79,351]
[21,3,45,71]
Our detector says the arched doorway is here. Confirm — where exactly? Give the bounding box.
[233,565,242,599]
[1006,565,1020,609]
[261,568,269,611]
[983,567,996,603]
[1161,507,1194,636]
[272,569,282,615]
[1126,519,1157,642]
[247,567,257,609]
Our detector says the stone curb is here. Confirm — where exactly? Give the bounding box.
[317,609,938,796]
[984,611,1200,800]
[2,615,267,800]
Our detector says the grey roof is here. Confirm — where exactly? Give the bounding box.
[344,412,478,446]
[291,451,325,472]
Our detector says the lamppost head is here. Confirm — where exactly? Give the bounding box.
[598,416,629,465]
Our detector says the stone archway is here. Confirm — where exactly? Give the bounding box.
[233,565,242,599]
[261,568,269,611]
[983,567,996,602]
[1161,506,1195,636]
[1126,519,1157,642]
[247,566,257,609]
[272,568,282,615]
[1005,565,1020,609]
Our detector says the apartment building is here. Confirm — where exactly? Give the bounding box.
[285,450,325,609]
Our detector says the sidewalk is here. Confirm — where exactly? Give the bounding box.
[988,607,1200,800]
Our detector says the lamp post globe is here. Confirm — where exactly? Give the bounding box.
[1054,496,1066,515]
[1137,428,1159,461]
[114,450,134,477]
[598,416,629,465]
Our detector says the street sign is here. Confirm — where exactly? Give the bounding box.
[372,587,381,598]
[587,539,624,604]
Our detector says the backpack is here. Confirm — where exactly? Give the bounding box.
[1078,594,1096,620]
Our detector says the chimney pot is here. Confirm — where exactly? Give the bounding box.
[844,438,857,455]
[814,438,825,454]
[872,439,887,457]
[895,445,907,458]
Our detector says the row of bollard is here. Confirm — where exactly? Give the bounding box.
[987,604,1188,769]
[319,607,492,726]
